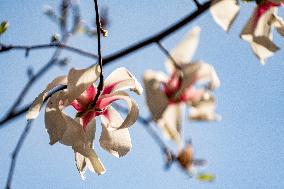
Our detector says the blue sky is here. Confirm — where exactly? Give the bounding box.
[0,0,284,188]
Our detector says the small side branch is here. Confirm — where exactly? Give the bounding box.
[92,0,104,107]
[5,121,33,189]
[192,0,201,8]
[156,41,181,70]
[0,43,98,59]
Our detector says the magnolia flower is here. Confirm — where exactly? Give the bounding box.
[210,0,284,63]
[143,27,220,144]
[27,65,143,178]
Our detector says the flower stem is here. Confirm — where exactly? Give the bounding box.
[91,0,104,108]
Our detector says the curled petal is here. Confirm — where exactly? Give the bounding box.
[143,70,168,121]
[175,61,220,100]
[189,92,221,121]
[26,75,67,120]
[100,108,132,157]
[67,64,100,103]
[45,91,105,175]
[157,103,183,145]
[103,67,143,95]
[99,91,139,130]
[241,7,279,64]
[210,0,240,32]
[269,12,284,36]
[165,27,200,73]
[75,119,97,179]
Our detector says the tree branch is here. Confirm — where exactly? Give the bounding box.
[5,121,33,189]
[156,41,181,70]
[91,0,104,107]
[0,42,98,59]
[102,0,210,65]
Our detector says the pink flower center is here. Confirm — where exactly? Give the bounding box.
[163,71,201,104]
[70,82,123,128]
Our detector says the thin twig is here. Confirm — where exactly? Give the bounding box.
[0,43,98,59]
[5,121,33,189]
[192,0,201,8]
[102,0,210,65]
[91,0,104,108]
[156,41,181,70]
[0,0,211,127]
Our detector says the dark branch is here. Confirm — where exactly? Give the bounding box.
[5,121,33,189]
[156,41,181,70]
[0,43,98,59]
[102,1,210,65]
[91,0,104,108]
[192,0,201,8]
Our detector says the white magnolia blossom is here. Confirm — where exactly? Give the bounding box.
[27,65,143,179]
[143,27,221,145]
[210,0,284,64]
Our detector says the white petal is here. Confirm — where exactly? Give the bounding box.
[67,64,100,103]
[100,106,132,157]
[75,152,87,180]
[99,91,139,130]
[143,70,169,121]
[189,92,221,121]
[26,75,67,120]
[210,0,240,32]
[175,61,220,99]
[241,7,279,64]
[100,126,132,158]
[104,67,143,95]
[75,118,96,179]
[45,91,105,175]
[157,103,183,145]
[269,12,284,36]
[165,27,201,73]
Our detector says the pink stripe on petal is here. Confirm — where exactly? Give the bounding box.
[102,110,110,122]
[82,111,96,129]
[83,84,97,103]
[102,81,124,95]
[96,95,122,110]
[71,99,82,111]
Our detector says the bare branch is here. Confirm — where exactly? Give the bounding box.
[192,0,201,8]
[91,0,104,107]
[102,1,210,65]
[0,42,98,59]
[5,121,33,189]
[156,41,181,70]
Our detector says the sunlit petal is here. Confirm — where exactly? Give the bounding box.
[103,67,143,95]
[157,103,183,144]
[210,0,240,31]
[165,27,201,73]
[67,64,100,103]
[27,75,67,120]
[143,70,168,121]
